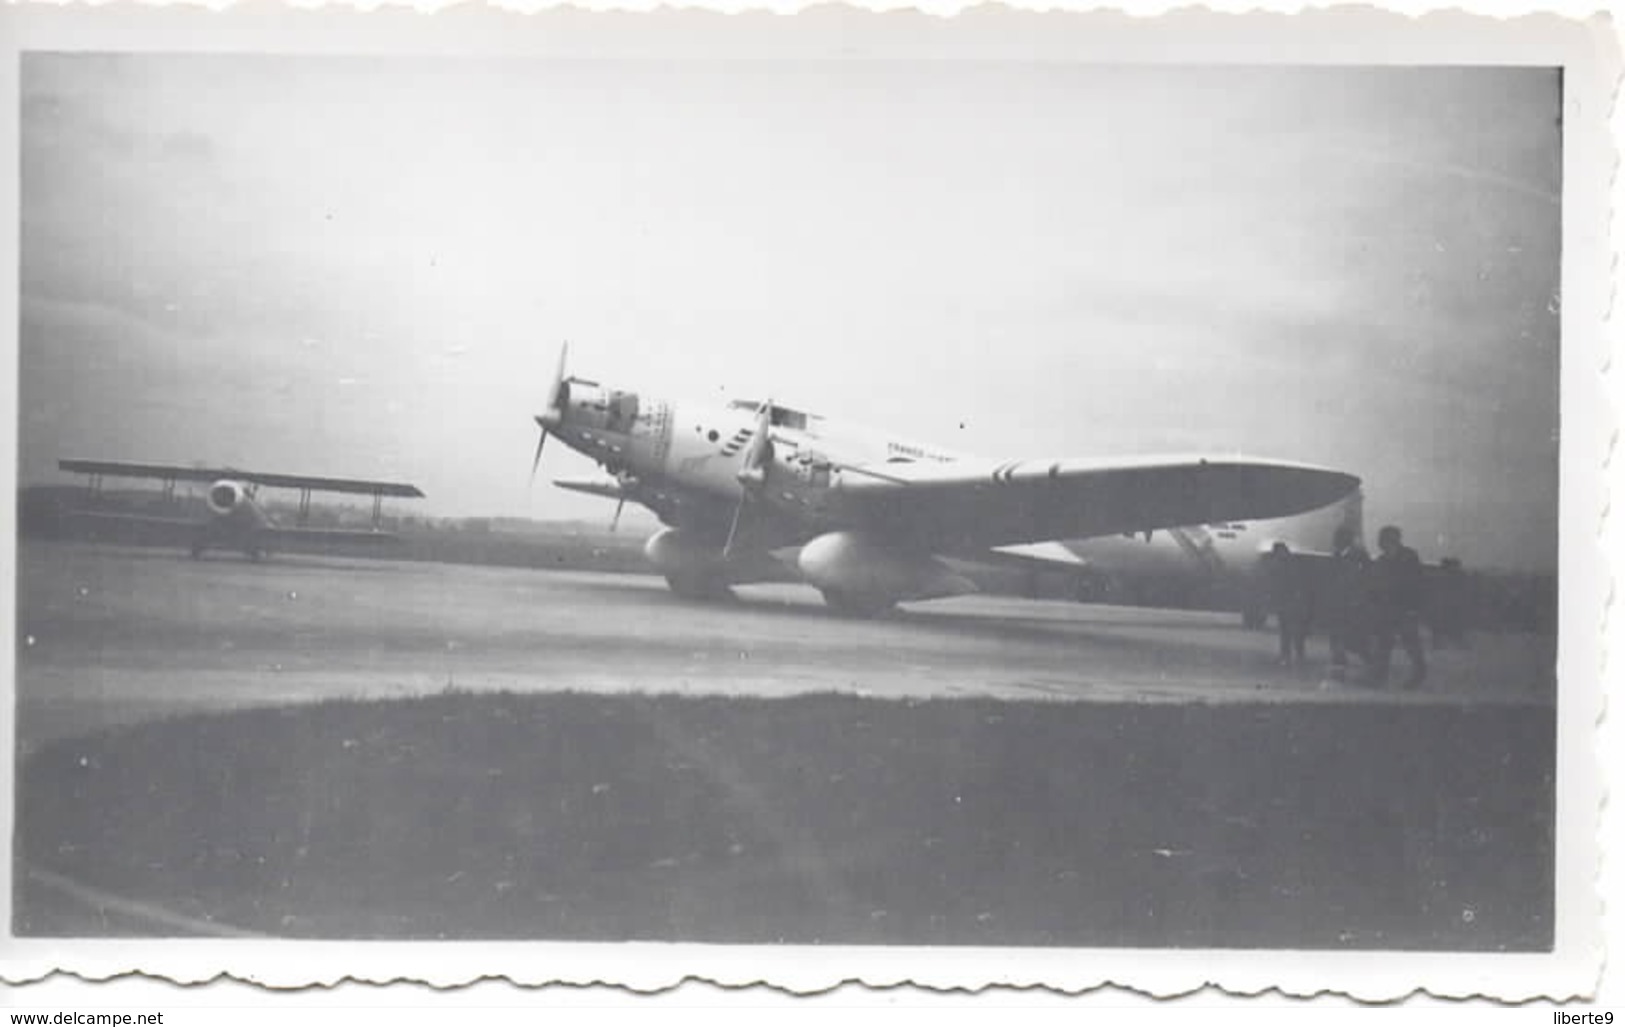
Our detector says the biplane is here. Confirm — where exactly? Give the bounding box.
[57,459,424,561]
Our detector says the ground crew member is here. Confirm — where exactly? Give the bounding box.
[1369,525,1427,690]
[1325,524,1371,679]
[1264,542,1315,671]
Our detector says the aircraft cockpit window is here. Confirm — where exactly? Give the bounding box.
[772,407,808,431]
[728,399,814,432]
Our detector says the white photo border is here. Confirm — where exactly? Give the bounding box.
[0,4,1611,1002]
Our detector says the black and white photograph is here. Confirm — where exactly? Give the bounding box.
[1,6,1610,1001]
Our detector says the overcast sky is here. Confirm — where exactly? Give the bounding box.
[19,56,1561,570]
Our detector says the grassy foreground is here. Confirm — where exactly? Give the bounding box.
[16,691,1553,948]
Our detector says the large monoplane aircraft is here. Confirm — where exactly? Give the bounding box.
[57,459,424,561]
[531,347,1363,615]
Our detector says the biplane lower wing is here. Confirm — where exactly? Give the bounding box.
[259,526,402,546]
[63,510,402,549]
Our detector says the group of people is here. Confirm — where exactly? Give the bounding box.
[1261,524,1431,690]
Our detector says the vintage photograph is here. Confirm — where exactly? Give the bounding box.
[2,11,1605,998]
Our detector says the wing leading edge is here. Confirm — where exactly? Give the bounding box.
[59,459,424,498]
[833,454,1360,553]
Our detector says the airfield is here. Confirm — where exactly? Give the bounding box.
[14,541,1557,947]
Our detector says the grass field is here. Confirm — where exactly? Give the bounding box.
[16,690,1553,949]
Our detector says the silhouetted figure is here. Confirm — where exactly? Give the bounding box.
[1325,524,1371,679]
[1428,557,1472,650]
[1369,525,1427,690]
[1264,542,1316,671]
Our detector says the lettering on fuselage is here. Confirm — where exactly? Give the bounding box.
[643,399,673,468]
[886,440,953,463]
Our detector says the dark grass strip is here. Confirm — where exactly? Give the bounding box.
[16,691,1553,948]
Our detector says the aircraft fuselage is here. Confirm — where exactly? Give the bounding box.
[534,361,1361,613]
[550,381,956,523]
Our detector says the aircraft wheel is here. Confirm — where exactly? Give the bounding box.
[664,571,734,602]
[247,548,264,563]
[189,544,205,560]
[819,588,896,618]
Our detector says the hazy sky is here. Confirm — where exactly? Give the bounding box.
[19,56,1561,570]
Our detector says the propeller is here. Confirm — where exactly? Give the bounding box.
[611,474,630,533]
[723,399,775,558]
[529,342,570,487]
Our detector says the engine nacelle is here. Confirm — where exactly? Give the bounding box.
[643,527,726,576]
[206,479,248,516]
[644,527,737,600]
[797,531,975,607]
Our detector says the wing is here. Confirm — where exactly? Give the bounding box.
[62,511,400,546]
[553,477,628,501]
[59,459,423,498]
[60,509,203,546]
[59,459,223,484]
[831,454,1360,552]
[262,527,401,546]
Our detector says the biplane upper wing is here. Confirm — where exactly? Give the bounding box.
[59,459,424,498]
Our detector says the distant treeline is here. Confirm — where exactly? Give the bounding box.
[16,485,653,574]
[17,485,1556,634]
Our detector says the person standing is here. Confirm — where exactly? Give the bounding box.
[1325,524,1371,679]
[1369,525,1427,690]
[1264,542,1315,671]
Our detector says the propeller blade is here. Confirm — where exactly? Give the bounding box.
[722,492,749,560]
[725,399,777,557]
[529,343,569,488]
[529,423,548,487]
[610,496,625,533]
[538,341,570,430]
[737,397,775,488]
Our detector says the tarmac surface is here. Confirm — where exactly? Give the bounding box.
[13,541,1559,945]
[16,540,1556,753]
